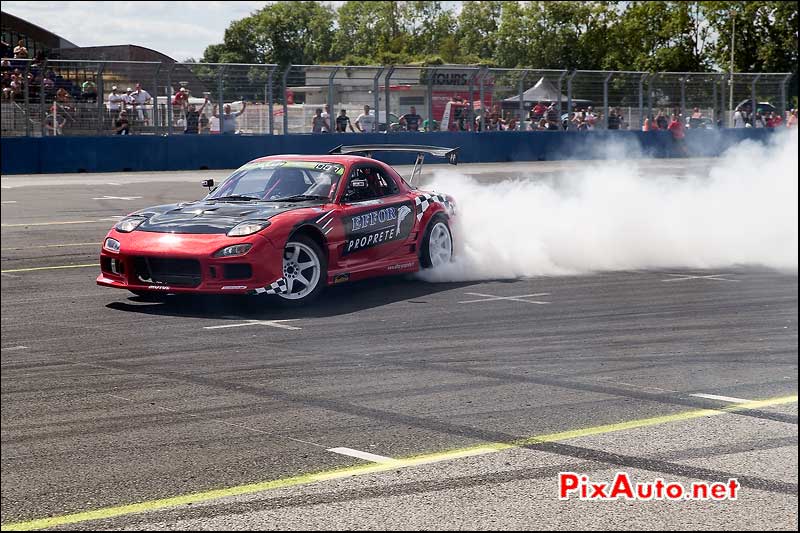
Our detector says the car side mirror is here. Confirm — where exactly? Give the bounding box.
[201,179,214,190]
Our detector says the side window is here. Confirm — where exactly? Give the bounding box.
[343,166,399,202]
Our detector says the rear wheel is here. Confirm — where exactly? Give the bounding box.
[276,235,327,305]
[420,216,453,269]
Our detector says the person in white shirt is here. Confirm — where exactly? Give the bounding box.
[129,83,152,124]
[107,86,126,126]
[355,104,376,133]
[732,109,745,128]
[320,104,331,133]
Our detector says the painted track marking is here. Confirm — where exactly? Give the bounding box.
[1,264,96,273]
[1,394,794,532]
[691,393,752,404]
[661,273,740,282]
[459,292,551,305]
[326,447,395,464]
[203,320,301,331]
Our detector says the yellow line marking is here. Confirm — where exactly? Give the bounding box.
[1,219,113,227]
[1,264,96,273]
[1,394,796,531]
[1,242,99,251]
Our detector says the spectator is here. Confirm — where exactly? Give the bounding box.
[81,78,97,103]
[123,87,134,109]
[642,115,654,132]
[129,83,152,124]
[320,104,331,133]
[43,108,65,136]
[732,108,746,128]
[537,117,547,130]
[172,87,189,110]
[107,86,125,124]
[213,102,247,134]
[787,109,797,128]
[607,108,620,130]
[199,112,209,134]
[355,104,376,133]
[399,106,422,132]
[184,97,209,134]
[584,106,597,130]
[668,113,687,156]
[311,107,329,133]
[13,40,28,59]
[505,112,517,131]
[545,103,559,130]
[335,109,354,132]
[530,101,546,123]
[422,117,439,132]
[114,110,130,135]
[56,87,71,105]
[209,111,220,134]
[0,40,11,59]
[655,111,668,130]
[753,112,765,128]
[689,107,703,129]
[452,96,466,131]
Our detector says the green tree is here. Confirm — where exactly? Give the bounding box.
[456,1,502,61]
[201,2,334,66]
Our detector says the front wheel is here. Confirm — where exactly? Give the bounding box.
[276,235,327,305]
[420,216,453,269]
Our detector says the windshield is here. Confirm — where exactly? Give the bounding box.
[207,160,345,202]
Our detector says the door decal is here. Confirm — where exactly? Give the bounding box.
[342,201,415,256]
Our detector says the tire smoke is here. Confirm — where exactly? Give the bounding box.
[419,129,798,282]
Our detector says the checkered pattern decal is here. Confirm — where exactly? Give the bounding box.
[252,278,287,295]
[414,192,453,221]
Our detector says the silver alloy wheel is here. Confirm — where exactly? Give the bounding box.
[279,241,321,300]
[428,221,453,268]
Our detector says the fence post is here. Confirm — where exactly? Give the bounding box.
[327,66,339,124]
[567,70,577,121]
[518,69,528,131]
[372,67,383,126]
[152,63,161,134]
[680,75,686,119]
[96,62,105,136]
[712,74,718,125]
[426,68,436,131]
[467,70,476,131]
[479,67,487,132]
[384,66,395,133]
[166,63,173,136]
[23,61,31,137]
[556,71,567,118]
[282,64,291,135]
[267,67,275,135]
[603,72,613,129]
[751,73,761,124]
[648,73,659,123]
[218,64,226,133]
[638,73,648,130]
[781,73,792,118]
[40,59,48,137]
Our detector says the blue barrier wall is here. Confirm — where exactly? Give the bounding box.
[1,129,776,175]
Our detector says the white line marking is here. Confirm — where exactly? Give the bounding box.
[324,227,333,235]
[316,211,335,224]
[1,242,99,251]
[321,218,333,230]
[691,393,752,404]
[459,292,551,305]
[661,273,740,282]
[106,182,122,186]
[1,218,118,227]
[92,196,143,201]
[1,346,28,352]
[203,320,301,331]
[1,201,18,204]
[326,447,395,463]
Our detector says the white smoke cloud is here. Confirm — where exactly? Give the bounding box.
[419,129,798,282]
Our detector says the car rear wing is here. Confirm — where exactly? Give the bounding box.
[328,144,460,184]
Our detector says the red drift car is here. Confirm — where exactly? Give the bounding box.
[97,145,458,305]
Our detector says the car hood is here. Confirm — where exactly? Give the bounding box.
[132,200,325,234]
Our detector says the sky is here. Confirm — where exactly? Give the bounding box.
[2,1,272,61]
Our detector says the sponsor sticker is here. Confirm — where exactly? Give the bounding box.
[147,285,171,290]
[221,285,248,290]
[387,261,416,271]
[332,273,350,284]
[343,201,415,256]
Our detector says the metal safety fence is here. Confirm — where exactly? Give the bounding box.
[1,58,795,137]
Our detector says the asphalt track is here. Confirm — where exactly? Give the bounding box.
[1,160,797,531]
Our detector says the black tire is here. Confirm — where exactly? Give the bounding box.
[274,234,328,307]
[419,215,453,269]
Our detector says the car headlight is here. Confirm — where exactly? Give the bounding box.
[103,237,121,253]
[213,243,252,258]
[227,220,271,237]
[114,216,146,233]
